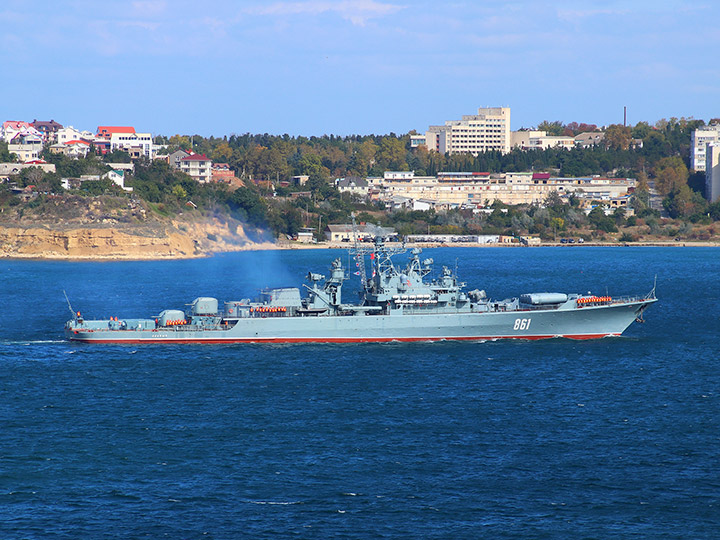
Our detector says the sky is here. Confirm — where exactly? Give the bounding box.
[2,0,719,137]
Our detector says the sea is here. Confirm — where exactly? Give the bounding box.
[1,246,718,539]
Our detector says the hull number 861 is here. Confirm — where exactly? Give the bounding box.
[513,318,532,330]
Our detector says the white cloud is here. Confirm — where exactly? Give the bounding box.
[130,0,167,17]
[247,0,405,26]
[117,20,161,31]
[556,8,630,22]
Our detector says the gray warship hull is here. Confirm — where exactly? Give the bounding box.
[65,240,656,344]
[66,298,655,344]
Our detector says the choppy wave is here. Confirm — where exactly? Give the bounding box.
[242,500,304,506]
[0,247,716,538]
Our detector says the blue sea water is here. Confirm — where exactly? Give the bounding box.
[0,246,718,539]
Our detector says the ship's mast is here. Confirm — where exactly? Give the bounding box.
[350,213,371,292]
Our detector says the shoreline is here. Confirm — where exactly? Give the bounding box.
[2,239,718,261]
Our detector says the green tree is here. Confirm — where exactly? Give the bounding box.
[604,124,632,150]
[0,141,14,162]
[228,186,268,227]
[376,137,407,171]
[588,205,617,232]
[654,156,688,196]
[168,135,191,150]
[631,121,652,140]
[172,184,188,199]
[81,179,115,195]
[631,186,650,213]
[348,139,378,175]
[662,184,705,219]
[297,153,323,177]
[537,121,565,136]
[544,191,567,217]
[103,149,132,163]
[213,142,233,162]
[612,207,626,226]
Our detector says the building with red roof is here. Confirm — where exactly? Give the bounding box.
[96,125,154,159]
[1,121,42,143]
[180,153,213,183]
[49,139,91,158]
[211,162,237,184]
[96,126,136,138]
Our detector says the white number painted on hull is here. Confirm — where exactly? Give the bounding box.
[513,318,531,331]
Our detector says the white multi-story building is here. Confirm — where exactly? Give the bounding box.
[527,135,575,151]
[511,130,574,150]
[510,130,546,149]
[96,126,154,159]
[8,133,43,162]
[425,107,511,155]
[706,143,720,203]
[410,133,427,148]
[691,124,720,172]
[179,153,212,183]
[369,171,635,208]
[57,126,94,145]
[1,121,42,144]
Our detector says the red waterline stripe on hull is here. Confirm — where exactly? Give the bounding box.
[67,333,618,344]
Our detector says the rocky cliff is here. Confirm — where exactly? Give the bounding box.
[0,219,276,259]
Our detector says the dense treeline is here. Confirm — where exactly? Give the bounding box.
[154,117,708,182]
[2,117,719,241]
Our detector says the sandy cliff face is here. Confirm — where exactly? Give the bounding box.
[0,219,275,259]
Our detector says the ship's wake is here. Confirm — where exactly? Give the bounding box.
[1,339,66,345]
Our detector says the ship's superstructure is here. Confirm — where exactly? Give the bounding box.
[65,240,656,344]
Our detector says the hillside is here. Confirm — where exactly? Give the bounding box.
[0,194,275,259]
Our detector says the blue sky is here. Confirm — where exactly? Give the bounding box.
[2,0,718,137]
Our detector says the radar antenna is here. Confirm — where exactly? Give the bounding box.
[349,213,370,291]
[349,214,407,293]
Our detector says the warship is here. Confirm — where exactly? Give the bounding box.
[64,239,656,344]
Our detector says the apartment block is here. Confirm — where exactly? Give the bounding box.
[706,143,720,203]
[691,125,720,171]
[425,107,511,155]
[369,171,635,208]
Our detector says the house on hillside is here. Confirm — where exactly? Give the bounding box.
[574,132,605,148]
[336,176,369,196]
[49,139,91,158]
[103,169,133,192]
[211,163,236,183]
[8,132,44,162]
[57,126,94,145]
[96,126,154,158]
[179,153,212,183]
[0,162,56,181]
[162,149,190,169]
[31,119,63,142]
[1,121,42,143]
